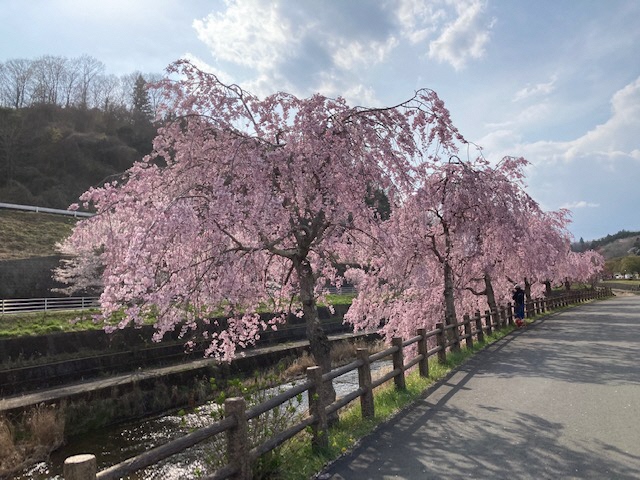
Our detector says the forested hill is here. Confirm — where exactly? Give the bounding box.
[572,231,640,259]
[0,103,156,210]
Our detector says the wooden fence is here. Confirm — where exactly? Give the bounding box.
[63,288,611,480]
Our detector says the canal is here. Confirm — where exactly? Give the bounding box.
[16,360,392,479]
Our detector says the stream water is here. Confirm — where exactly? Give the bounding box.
[15,360,392,479]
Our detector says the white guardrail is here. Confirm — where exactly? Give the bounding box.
[0,202,94,217]
[0,297,99,314]
[0,290,356,315]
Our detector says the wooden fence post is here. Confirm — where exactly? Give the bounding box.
[463,314,473,348]
[500,307,507,329]
[435,322,447,363]
[506,302,513,326]
[356,348,375,418]
[63,454,96,480]
[452,319,461,352]
[417,328,429,378]
[484,310,492,335]
[307,366,329,451]
[226,397,250,480]
[392,337,406,390]
[474,311,484,343]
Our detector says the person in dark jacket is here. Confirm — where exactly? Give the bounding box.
[512,284,525,327]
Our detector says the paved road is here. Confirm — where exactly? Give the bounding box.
[319,295,640,479]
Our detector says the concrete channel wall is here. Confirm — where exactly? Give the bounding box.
[0,331,375,437]
[0,306,350,395]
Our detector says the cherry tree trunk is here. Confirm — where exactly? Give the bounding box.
[484,274,498,315]
[294,257,337,405]
[443,260,460,348]
[524,277,532,303]
[544,280,552,296]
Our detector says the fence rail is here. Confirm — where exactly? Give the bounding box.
[64,288,612,480]
[0,296,99,314]
[0,290,355,315]
[0,286,356,315]
[0,201,94,217]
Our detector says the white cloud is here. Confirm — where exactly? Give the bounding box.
[190,0,401,101]
[479,76,640,167]
[331,37,399,71]
[564,76,640,161]
[193,1,294,73]
[513,75,557,102]
[189,0,495,100]
[396,0,448,43]
[560,201,600,209]
[484,102,552,131]
[427,0,493,70]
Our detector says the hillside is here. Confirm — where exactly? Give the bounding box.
[0,104,155,210]
[596,235,640,260]
[0,210,76,260]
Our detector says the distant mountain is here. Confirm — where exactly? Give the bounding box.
[596,235,640,260]
[572,230,640,260]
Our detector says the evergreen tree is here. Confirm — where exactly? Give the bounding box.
[131,74,152,124]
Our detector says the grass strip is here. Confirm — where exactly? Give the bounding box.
[0,309,102,337]
[0,294,356,338]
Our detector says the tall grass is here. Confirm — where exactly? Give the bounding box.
[0,404,65,478]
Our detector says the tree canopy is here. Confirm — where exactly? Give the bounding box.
[57,60,604,371]
[60,60,467,369]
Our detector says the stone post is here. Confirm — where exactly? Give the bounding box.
[63,454,97,480]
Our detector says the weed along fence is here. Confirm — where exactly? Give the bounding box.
[63,288,611,480]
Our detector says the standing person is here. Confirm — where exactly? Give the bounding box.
[512,284,526,327]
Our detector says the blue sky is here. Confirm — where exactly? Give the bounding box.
[2,0,639,241]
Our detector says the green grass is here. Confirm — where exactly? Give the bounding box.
[0,295,356,338]
[322,293,356,306]
[601,279,640,287]
[0,310,103,337]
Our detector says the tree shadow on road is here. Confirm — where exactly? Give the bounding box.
[321,297,640,479]
[323,358,640,479]
[475,299,640,386]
